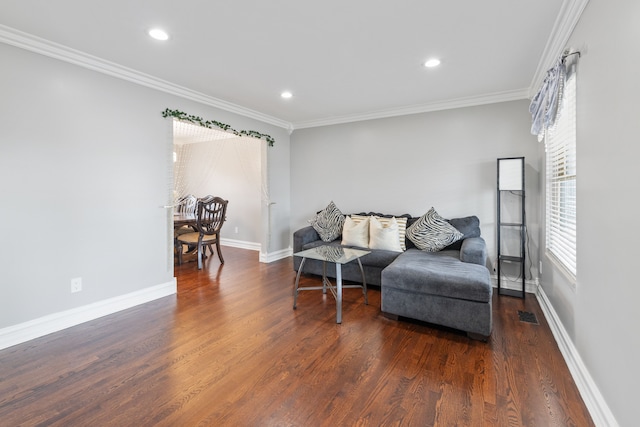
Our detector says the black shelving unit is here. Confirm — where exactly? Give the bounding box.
[497,157,526,298]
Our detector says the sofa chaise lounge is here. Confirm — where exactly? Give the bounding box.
[293,207,493,340]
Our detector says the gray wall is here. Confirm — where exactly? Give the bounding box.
[0,42,290,329]
[290,100,541,276]
[538,0,639,425]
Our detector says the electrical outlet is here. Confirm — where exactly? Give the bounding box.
[71,277,82,293]
[234,226,239,234]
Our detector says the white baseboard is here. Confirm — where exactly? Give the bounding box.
[260,247,293,263]
[220,238,261,252]
[535,286,619,427]
[490,274,538,294]
[220,239,292,263]
[489,276,618,425]
[0,279,177,351]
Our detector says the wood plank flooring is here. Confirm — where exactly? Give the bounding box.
[0,247,594,426]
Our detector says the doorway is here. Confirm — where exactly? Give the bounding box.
[171,119,268,259]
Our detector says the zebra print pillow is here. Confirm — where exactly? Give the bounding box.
[309,201,346,242]
[406,207,464,252]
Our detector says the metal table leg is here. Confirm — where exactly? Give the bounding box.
[293,254,367,324]
[335,263,342,324]
[357,258,368,305]
[293,257,306,309]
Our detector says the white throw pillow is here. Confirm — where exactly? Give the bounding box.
[341,215,370,247]
[353,214,407,251]
[369,216,402,252]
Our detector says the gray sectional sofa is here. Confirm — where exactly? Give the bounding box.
[293,212,493,340]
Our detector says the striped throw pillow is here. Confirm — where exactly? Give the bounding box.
[406,207,464,252]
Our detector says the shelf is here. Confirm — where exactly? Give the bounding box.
[499,255,523,262]
[497,157,526,299]
[498,288,525,298]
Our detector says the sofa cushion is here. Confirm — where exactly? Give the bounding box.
[356,249,403,269]
[406,207,464,252]
[444,215,481,250]
[382,249,492,303]
[309,201,345,242]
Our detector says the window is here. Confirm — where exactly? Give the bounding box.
[545,71,577,277]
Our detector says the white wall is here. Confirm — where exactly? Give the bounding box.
[538,1,640,425]
[290,100,541,275]
[0,42,291,334]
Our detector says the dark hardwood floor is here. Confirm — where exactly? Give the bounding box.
[0,247,593,426]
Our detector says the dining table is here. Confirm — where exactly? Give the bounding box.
[173,212,197,228]
[173,212,199,263]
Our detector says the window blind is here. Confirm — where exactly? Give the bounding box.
[545,71,577,277]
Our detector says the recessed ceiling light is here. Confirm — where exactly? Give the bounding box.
[148,28,169,41]
[281,91,293,99]
[424,58,441,68]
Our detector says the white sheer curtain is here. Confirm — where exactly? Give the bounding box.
[172,119,270,206]
[233,137,270,207]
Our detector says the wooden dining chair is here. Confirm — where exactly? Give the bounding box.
[175,195,229,269]
[175,194,198,235]
[176,194,198,213]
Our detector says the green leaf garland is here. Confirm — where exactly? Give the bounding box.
[162,108,275,146]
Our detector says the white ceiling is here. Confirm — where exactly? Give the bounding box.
[0,0,570,130]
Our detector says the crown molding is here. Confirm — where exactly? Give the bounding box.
[2,0,589,134]
[528,0,590,97]
[292,88,529,129]
[0,24,292,130]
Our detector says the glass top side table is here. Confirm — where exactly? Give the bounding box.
[293,245,370,323]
